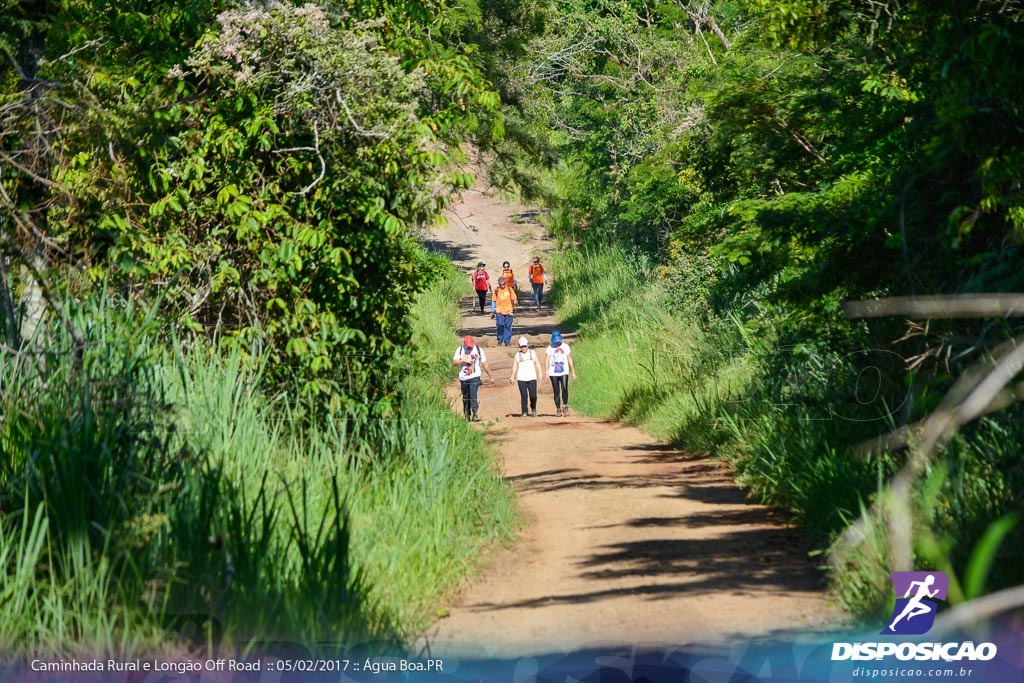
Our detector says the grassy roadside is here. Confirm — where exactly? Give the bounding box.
[551,247,754,443]
[0,258,515,658]
[549,245,1024,621]
[351,258,517,633]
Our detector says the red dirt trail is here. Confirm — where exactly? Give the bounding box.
[420,179,840,658]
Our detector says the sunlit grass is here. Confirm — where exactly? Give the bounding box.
[548,244,1024,623]
[0,263,515,658]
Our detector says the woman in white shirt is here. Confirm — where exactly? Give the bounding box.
[509,336,542,417]
[545,330,576,416]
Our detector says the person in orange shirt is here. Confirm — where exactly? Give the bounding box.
[527,256,547,310]
[500,261,517,290]
[489,276,518,346]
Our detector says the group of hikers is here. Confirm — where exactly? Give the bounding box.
[472,258,548,346]
[452,331,577,421]
[458,255,578,421]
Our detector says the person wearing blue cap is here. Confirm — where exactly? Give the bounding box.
[544,330,576,416]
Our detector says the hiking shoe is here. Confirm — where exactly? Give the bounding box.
[472,413,480,422]
[556,407,562,417]
[521,413,528,418]
[562,406,570,416]
[531,409,537,417]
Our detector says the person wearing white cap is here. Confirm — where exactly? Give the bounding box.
[509,336,542,417]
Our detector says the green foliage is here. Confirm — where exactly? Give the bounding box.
[0,275,515,655]
[506,0,1024,306]
[961,513,1020,601]
[551,243,1024,620]
[0,0,518,657]
[0,296,387,655]
[1,0,504,413]
[488,0,1024,622]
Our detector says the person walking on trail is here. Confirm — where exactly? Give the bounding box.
[509,336,542,417]
[500,261,518,290]
[471,262,491,314]
[527,256,547,311]
[545,330,576,416]
[453,335,493,421]
[490,277,518,346]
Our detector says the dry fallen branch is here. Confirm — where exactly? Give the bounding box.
[929,582,1024,638]
[853,379,1024,456]
[845,293,1024,319]
[832,335,1024,571]
[836,292,1024,571]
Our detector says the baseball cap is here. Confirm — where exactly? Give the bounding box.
[551,331,562,343]
[463,335,475,346]
[518,336,529,347]
[477,261,485,267]
[498,277,506,284]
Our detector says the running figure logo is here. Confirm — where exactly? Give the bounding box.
[883,571,949,635]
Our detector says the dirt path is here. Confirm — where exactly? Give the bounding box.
[422,179,839,658]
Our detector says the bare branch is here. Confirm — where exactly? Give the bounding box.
[832,335,1024,571]
[774,118,827,163]
[0,150,68,190]
[677,0,731,56]
[930,582,1024,638]
[336,92,398,139]
[694,22,717,66]
[54,38,106,64]
[852,380,1024,456]
[273,121,326,197]
[845,294,1024,319]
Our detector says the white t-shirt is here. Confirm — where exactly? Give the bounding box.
[514,349,539,382]
[453,344,487,381]
[545,343,572,377]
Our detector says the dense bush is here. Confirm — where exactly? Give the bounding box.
[1,0,498,410]
[551,246,1024,620]
[0,260,514,657]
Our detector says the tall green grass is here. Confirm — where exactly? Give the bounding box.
[0,262,515,658]
[550,245,1024,621]
[552,247,752,442]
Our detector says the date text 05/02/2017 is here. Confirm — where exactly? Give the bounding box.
[264,658,445,674]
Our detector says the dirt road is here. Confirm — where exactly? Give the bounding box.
[422,180,839,658]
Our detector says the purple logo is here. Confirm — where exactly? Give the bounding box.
[882,571,949,635]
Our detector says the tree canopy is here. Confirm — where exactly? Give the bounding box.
[2,0,499,410]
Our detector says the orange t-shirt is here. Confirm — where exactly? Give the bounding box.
[529,263,545,284]
[501,268,515,284]
[493,285,517,314]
